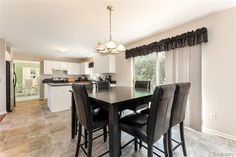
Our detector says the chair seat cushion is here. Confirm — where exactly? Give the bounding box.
[128,103,149,112]
[140,108,149,115]
[136,104,149,111]
[119,113,148,142]
[92,108,108,129]
[120,113,148,125]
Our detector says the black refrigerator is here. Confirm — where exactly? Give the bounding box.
[6,61,16,112]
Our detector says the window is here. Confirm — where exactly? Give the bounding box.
[134,52,165,88]
[157,51,165,85]
[134,53,156,88]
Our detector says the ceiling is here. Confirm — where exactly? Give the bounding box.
[0,0,236,59]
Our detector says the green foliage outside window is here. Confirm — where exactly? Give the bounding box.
[135,53,156,88]
[134,52,165,88]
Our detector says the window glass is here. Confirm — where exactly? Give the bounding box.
[134,52,165,88]
[157,51,165,85]
[134,53,156,88]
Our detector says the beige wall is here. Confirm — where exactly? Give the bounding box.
[0,39,6,114]
[113,53,133,86]
[114,7,236,139]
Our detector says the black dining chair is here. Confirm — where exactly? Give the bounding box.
[74,81,97,148]
[128,81,151,112]
[167,82,191,157]
[71,81,94,140]
[77,81,94,90]
[96,81,110,90]
[72,84,108,157]
[135,81,151,90]
[140,83,191,157]
[118,84,176,157]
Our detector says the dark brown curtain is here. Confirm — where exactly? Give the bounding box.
[125,27,208,59]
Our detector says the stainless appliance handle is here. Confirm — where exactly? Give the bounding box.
[13,72,17,86]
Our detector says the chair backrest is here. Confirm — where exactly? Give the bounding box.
[84,81,93,90]
[25,79,33,89]
[170,82,191,127]
[96,81,110,90]
[147,84,176,144]
[77,81,93,90]
[72,84,93,130]
[135,81,151,90]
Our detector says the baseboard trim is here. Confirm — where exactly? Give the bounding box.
[0,111,7,115]
[203,127,236,141]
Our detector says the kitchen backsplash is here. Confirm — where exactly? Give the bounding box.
[41,74,90,80]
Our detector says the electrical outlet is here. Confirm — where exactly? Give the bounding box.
[210,113,217,119]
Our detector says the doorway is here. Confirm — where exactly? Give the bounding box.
[14,60,40,102]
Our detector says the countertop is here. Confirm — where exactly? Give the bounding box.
[46,81,117,87]
[46,83,74,86]
[46,81,96,87]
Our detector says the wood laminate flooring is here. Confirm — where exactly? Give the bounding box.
[0,100,235,157]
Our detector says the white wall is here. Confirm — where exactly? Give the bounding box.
[0,39,6,114]
[113,53,133,86]
[115,7,236,139]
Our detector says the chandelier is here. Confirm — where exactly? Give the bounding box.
[96,5,126,54]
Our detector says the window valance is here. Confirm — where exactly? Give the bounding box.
[125,27,208,59]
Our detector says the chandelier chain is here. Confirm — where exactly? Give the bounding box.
[96,5,125,54]
[109,7,112,41]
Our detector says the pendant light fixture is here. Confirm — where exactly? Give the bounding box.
[96,5,126,54]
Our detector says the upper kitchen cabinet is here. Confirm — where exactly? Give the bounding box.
[43,60,77,75]
[43,60,89,75]
[44,60,68,74]
[67,63,81,75]
[94,54,116,74]
[43,60,54,74]
[80,62,90,75]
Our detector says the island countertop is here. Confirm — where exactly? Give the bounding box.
[47,82,74,86]
[46,81,96,87]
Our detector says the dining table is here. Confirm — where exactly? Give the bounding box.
[71,86,153,157]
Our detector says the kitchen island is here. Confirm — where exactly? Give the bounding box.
[46,81,96,112]
[47,83,73,112]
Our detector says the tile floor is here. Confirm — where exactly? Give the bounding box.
[0,100,235,157]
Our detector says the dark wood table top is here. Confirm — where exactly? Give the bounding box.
[89,86,153,105]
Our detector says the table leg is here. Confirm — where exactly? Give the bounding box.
[71,93,76,139]
[109,106,119,157]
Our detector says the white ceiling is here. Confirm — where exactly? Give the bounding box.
[0,0,236,59]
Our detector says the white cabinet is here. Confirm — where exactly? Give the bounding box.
[43,60,90,75]
[51,61,68,71]
[44,60,69,74]
[47,85,72,112]
[68,63,81,75]
[43,60,53,74]
[5,50,12,61]
[94,55,116,74]
[80,62,90,75]
[44,84,48,99]
[43,60,82,75]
